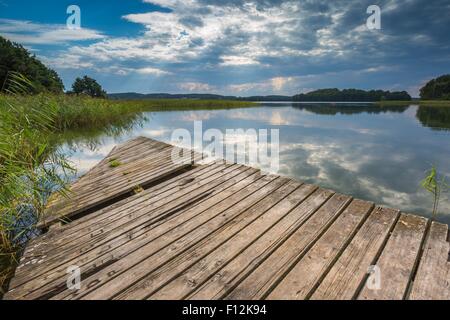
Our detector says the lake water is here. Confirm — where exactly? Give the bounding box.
[61,102,450,225]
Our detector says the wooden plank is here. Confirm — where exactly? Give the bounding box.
[14,162,223,286]
[21,163,233,271]
[24,173,278,300]
[358,213,427,300]
[131,181,307,300]
[9,163,243,292]
[49,169,267,300]
[309,207,399,300]
[267,199,373,300]
[76,176,286,300]
[70,140,170,184]
[39,160,195,228]
[62,137,154,183]
[20,163,228,262]
[151,185,328,300]
[19,163,219,259]
[222,193,351,300]
[40,138,197,228]
[61,146,174,196]
[23,162,216,251]
[40,138,167,221]
[44,148,190,218]
[12,167,262,300]
[409,222,450,300]
[46,139,169,201]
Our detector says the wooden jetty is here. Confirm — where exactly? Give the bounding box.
[4,137,449,300]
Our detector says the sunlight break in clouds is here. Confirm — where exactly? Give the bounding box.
[179,82,215,92]
[228,76,298,94]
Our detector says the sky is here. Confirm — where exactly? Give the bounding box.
[0,0,449,97]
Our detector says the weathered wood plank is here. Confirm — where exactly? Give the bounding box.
[155,186,329,300]
[77,176,286,300]
[24,162,216,250]
[19,163,229,262]
[267,199,373,300]
[43,150,191,219]
[310,207,399,300]
[223,192,351,300]
[9,163,243,293]
[14,167,261,300]
[190,194,354,300]
[45,138,168,202]
[140,181,306,300]
[51,169,267,300]
[358,213,427,300]
[19,162,219,259]
[39,138,197,228]
[409,222,450,300]
[39,173,278,299]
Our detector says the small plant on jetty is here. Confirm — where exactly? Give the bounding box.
[420,165,449,221]
[109,158,122,168]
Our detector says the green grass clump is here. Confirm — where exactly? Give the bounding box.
[133,185,144,194]
[109,159,122,168]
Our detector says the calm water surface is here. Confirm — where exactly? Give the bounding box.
[61,103,450,225]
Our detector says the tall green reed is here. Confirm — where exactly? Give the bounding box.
[0,72,73,295]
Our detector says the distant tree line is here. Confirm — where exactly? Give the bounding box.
[420,75,450,100]
[293,88,412,102]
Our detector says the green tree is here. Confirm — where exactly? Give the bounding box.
[0,36,64,93]
[293,88,411,102]
[71,76,107,98]
[420,75,450,100]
